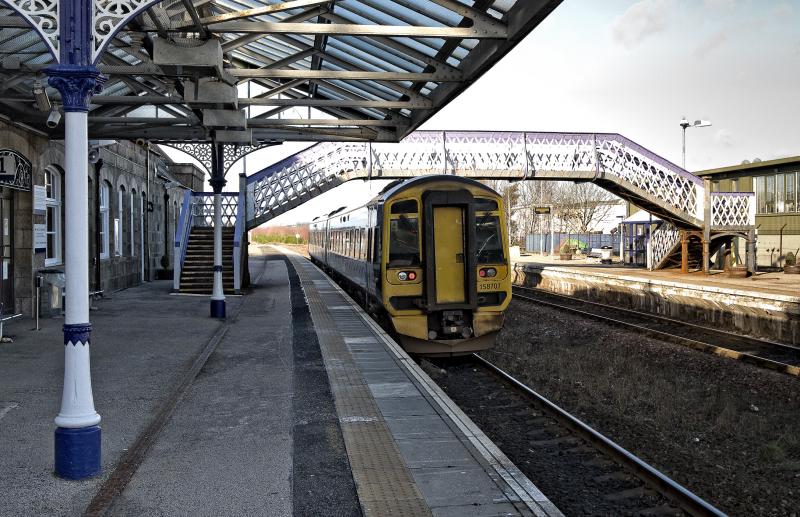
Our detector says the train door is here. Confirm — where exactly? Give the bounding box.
[0,189,13,311]
[432,206,465,304]
[423,190,477,311]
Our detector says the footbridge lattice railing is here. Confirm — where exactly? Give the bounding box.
[245,131,733,231]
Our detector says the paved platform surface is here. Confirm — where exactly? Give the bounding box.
[515,254,800,300]
[0,246,560,516]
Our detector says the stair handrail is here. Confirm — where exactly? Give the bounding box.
[173,190,194,291]
[650,222,681,270]
[710,191,756,228]
[233,190,243,293]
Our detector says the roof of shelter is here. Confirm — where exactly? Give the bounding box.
[622,209,661,224]
[0,0,562,144]
[695,156,800,177]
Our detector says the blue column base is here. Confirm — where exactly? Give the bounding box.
[54,426,101,480]
[210,299,226,319]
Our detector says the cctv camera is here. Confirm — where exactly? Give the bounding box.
[46,108,61,129]
[88,148,100,164]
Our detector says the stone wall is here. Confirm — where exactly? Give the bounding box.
[0,116,190,316]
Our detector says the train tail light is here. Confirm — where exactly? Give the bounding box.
[479,267,497,278]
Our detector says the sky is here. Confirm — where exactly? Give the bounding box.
[163,0,800,226]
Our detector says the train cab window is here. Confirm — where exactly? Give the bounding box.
[389,215,420,267]
[475,198,498,211]
[476,213,504,264]
[391,199,418,214]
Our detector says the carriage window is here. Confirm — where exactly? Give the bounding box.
[391,199,418,214]
[389,215,420,266]
[475,214,504,264]
[475,198,498,211]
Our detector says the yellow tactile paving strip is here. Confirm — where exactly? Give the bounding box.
[287,254,432,517]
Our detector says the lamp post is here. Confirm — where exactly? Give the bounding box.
[680,117,712,169]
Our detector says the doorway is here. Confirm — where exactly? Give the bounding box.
[0,188,14,311]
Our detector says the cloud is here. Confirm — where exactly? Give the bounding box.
[694,28,729,58]
[612,0,672,49]
[703,0,736,10]
[714,129,734,148]
[770,3,794,18]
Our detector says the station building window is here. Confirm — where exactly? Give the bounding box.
[115,186,124,256]
[100,181,110,259]
[44,166,62,266]
[756,172,798,214]
[130,189,136,256]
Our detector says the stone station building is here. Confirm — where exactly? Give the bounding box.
[0,115,203,317]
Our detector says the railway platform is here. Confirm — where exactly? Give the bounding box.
[513,255,800,345]
[0,245,560,516]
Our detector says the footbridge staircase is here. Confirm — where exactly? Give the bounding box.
[241,131,755,272]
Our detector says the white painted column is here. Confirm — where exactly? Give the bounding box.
[210,192,226,318]
[56,110,100,429]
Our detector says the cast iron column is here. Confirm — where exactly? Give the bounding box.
[209,144,226,318]
[46,65,106,479]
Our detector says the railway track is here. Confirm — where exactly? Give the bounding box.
[424,355,726,516]
[512,285,800,377]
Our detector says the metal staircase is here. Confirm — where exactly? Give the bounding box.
[179,227,235,294]
[173,191,244,294]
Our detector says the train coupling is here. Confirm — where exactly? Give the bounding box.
[428,310,473,340]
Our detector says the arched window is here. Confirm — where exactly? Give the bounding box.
[44,166,62,266]
[100,181,110,259]
[130,189,136,256]
[116,185,125,256]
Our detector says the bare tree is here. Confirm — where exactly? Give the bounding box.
[552,182,620,233]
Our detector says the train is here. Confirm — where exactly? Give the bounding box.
[309,175,512,356]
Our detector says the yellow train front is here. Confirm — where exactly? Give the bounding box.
[309,175,512,356]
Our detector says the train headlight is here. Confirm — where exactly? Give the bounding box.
[397,271,417,281]
[479,268,497,278]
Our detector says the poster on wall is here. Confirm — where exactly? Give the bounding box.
[33,185,46,215]
[34,223,46,254]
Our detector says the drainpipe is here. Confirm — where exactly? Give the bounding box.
[93,160,102,292]
[145,143,151,281]
[163,191,169,269]
[779,223,787,267]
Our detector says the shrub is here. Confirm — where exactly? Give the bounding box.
[251,233,306,245]
[786,252,796,266]
[559,242,572,254]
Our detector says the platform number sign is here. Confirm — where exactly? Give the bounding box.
[0,150,32,191]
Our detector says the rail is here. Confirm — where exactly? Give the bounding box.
[474,354,727,517]
[511,283,800,377]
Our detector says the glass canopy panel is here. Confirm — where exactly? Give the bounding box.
[0,0,562,142]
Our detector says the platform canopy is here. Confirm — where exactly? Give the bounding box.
[0,0,561,143]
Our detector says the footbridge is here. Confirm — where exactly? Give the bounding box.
[239,131,756,270]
